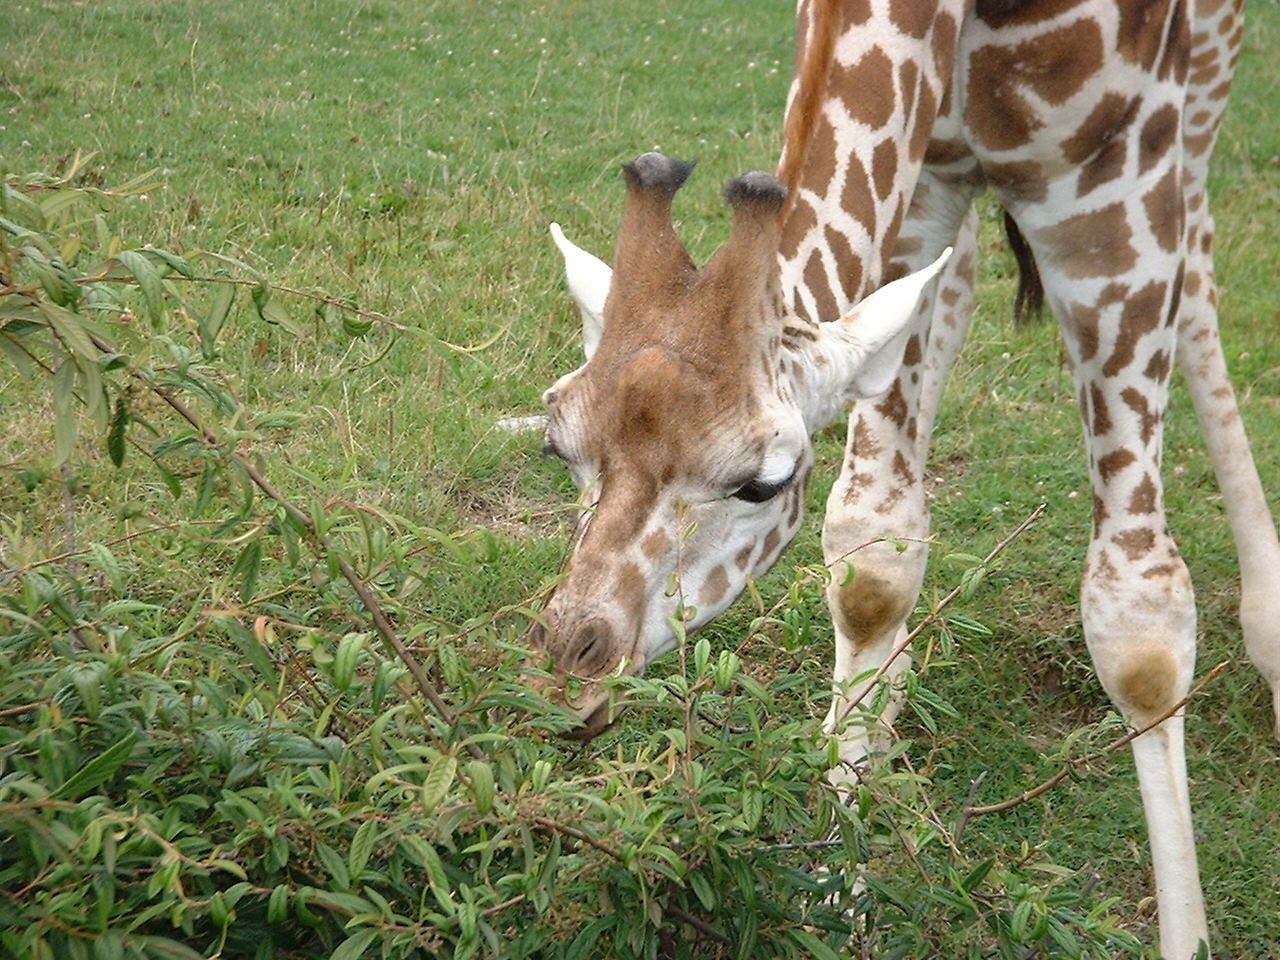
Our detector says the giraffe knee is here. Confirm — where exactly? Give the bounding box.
[829,573,915,650]
[1111,642,1183,724]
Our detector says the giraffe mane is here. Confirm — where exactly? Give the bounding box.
[777,0,841,218]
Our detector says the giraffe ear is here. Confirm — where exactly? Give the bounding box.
[835,247,952,397]
[550,222,611,360]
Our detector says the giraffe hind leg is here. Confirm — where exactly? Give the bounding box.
[1176,194,1280,739]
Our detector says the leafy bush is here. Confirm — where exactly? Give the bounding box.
[0,166,1146,959]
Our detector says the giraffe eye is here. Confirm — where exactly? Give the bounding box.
[731,477,789,502]
[730,462,798,503]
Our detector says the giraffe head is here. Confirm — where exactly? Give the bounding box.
[533,153,948,736]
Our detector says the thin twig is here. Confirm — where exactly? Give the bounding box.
[965,660,1229,817]
[0,701,47,719]
[951,770,988,853]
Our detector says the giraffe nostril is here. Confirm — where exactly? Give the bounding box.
[564,620,616,679]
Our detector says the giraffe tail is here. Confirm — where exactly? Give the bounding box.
[1003,209,1045,324]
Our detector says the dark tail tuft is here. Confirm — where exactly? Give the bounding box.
[1004,209,1044,324]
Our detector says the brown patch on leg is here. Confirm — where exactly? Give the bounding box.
[1115,642,1179,721]
[1039,203,1137,278]
[830,574,911,650]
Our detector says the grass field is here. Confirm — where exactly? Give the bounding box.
[2,1,1278,957]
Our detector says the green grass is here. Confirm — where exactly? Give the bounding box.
[1,0,1278,956]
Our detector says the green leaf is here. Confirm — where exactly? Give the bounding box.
[40,300,99,360]
[22,245,78,306]
[348,818,378,881]
[221,617,277,681]
[341,313,373,338]
[742,788,763,831]
[55,730,137,799]
[145,247,196,278]
[52,356,78,464]
[267,884,290,923]
[116,250,165,325]
[106,393,128,467]
[566,917,614,960]
[688,871,716,912]
[420,754,457,815]
[153,459,182,498]
[200,283,235,357]
[786,928,843,960]
[466,759,495,815]
[231,539,263,602]
[332,632,367,691]
[329,930,380,960]
[254,287,304,337]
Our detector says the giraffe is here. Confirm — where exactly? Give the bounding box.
[532,1,1278,956]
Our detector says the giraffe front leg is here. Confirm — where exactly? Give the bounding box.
[1080,527,1208,958]
[822,206,978,791]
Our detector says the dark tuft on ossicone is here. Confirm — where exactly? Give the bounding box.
[622,153,697,193]
[723,171,787,211]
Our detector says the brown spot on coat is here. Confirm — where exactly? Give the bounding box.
[902,334,923,367]
[1039,203,1137,278]
[891,450,913,484]
[1090,382,1113,435]
[834,45,895,130]
[875,380,909,429]
[1097,448,1137,482]
[909,82,938,161]
[760,528,781,563]
[965,19,1105,151]
[898,59,920,118]
[872,138,899,201]
[1061,92,1138,163]
[1142,165,1182,252]
[890,0,937,38]
[931,10,959,85]
[800,113,839,198]
[825,226,864,303]
[1092,494,1109,531]
[641,528,672,561]
[698,565,730,608]
[924,137,969,165]
[1129,474,1158,514]
[975,0,1087,28]
[1118,0,1173,70]
[984,160,1047,202]
[780,196,816,261]
[1113,527,1156,560]
[841,154,877,234]
[1104,280,1167,377]
[1144,349,1171,383]
[853,415,882,459]
[1121,386,1162,445]
[803,249,839,324]
[1077,138,1129,197]
[1139,104,1180,174]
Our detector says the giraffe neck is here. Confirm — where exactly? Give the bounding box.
[778,0,964,321]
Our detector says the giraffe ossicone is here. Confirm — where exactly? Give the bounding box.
[532,2,1278,956]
